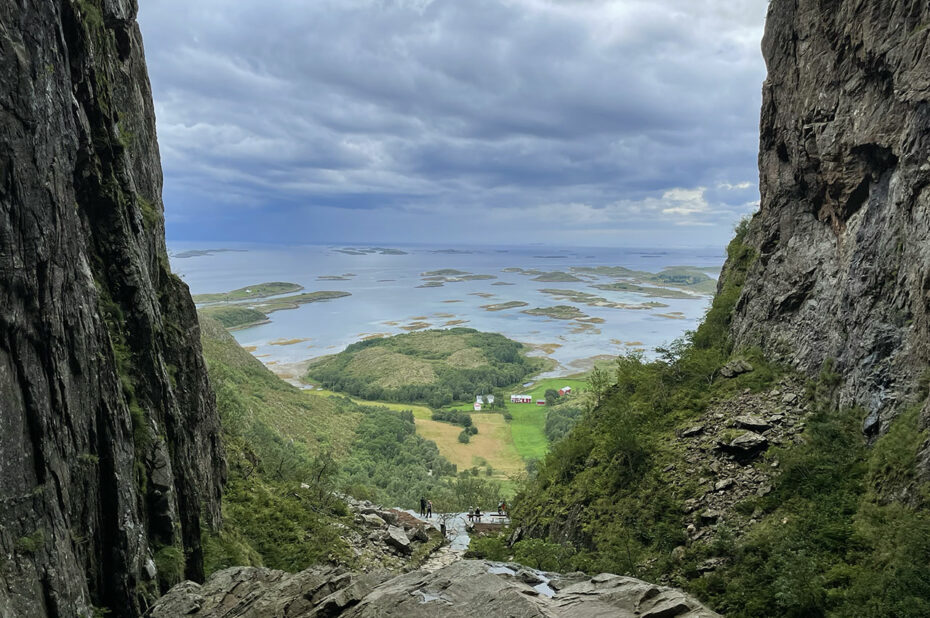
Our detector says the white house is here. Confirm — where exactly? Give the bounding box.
[510,394,532,404]
[474,402,482,411]
[486,394,495,404]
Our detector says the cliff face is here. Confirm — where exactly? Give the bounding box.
[730,0,930,433]
[0,1,225,616]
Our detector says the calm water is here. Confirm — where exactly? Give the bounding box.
[169,243,724,377]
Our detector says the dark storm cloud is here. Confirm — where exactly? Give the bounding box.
[139,0,768,246]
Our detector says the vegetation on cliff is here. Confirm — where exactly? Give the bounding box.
[504,221,930,615]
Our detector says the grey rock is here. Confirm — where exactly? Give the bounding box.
[360,513,386,527]
[781,393,799,406]
[863,409,881,437]
[681,425,705,438]
[377,510,399,526]
[699,510,722,525]
[714,479,735,492]
[733,415,771,432]
[517,569,545,585]
[719,359,753,378]
[384,525,412,554]
[724,0,930,449]
[150,561,719,617]
[0,2,225,615]
[718,432,769,461]
[409,526,430,543]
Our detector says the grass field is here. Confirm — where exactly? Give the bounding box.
[304,389,524,488]
[445,377,590,463]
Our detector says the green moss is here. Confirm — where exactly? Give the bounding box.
[16,529,46,554]
[75,0,104,34]
[78,453,99,466]
[138,196,160,230]
[153,545,186,590]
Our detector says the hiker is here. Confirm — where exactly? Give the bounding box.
[426,499,433,518]
[419,497,427,517]
[497,501,504,515]
[501,500,507,515]
[475,507,481,522]
[467,507,474,523]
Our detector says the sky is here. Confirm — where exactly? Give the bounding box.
[138,0,769,248]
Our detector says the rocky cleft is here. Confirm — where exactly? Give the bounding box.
[725,0,930,435]
[0,1,225,616]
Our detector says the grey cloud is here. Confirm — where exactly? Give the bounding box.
[139,0,768,246]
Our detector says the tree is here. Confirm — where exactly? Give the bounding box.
[545,388,561,406]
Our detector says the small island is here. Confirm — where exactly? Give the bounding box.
[521,305,588,320]
[192,281,303,304]
[481,301,530,312]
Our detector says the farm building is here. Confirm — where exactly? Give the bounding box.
[558,386,573,396]
[474,402,482,411]
[510,394,532,404]
[536,400,546,406]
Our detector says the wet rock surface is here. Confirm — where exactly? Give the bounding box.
[149,560,719,617]
[0,1,224,615]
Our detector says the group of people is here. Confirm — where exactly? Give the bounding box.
[417,497,507,522]
[418,497,433,518]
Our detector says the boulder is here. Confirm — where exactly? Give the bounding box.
[717,431,768,461]
[384,525,412,554]
[376,510,399,526]
[360,513,386,527]
[517,569,544,585]
[680,425,704,438]
[407,526,429,543]
[719,359,753,378]
[733,415,771,432]
[699,510,721,525]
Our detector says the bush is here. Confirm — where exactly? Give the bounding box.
[458,430,470,444]
[465,535,510,560]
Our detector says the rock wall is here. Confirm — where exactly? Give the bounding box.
[0,1,225,616]
[730,0,930,432]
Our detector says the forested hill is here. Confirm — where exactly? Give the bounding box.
[305,328,546,406]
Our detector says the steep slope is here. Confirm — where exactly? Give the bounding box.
[729,0,930,433]
[0,1,224,616]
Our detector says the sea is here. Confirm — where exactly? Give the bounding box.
[169,243,725,379]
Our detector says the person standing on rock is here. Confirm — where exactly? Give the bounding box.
[419,496,427,517]
[426,499,433,518]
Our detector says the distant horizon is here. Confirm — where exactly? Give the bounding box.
[165,238,733,253]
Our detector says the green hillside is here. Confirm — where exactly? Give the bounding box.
[198,317,468,572]
[305,328,547,406]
